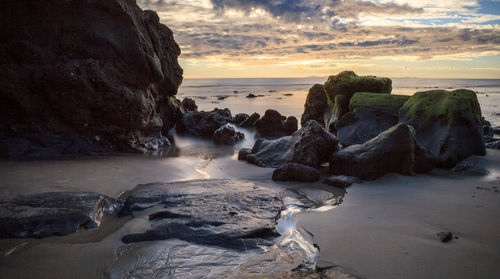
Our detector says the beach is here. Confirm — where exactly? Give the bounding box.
[0,78,499,278]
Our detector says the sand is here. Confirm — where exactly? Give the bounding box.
[297,151,500,279]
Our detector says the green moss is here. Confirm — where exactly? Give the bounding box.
[323,71,392,104]
[305,84,327,108]
[400,89,482,125]
[168,96,180,109]
[350,92,410,111]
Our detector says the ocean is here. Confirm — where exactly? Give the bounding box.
[178,77,500,125]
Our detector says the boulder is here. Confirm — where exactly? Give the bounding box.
[238,148,252,160]
[239,112,260,127]
[254,109,298,137]
[181,97,198,111]
[0,0,183,157]
[330,124,417,180]
[301,84,328,126]
[176,108,232,138]
[119,179,282,250]
[232,113,249,124]
[272,163,320,182]
[323,71,392,131]
[212,124,244,145]
[0,192,120,239]
[486,140,500,150]
[322,175,361,188]
[336,92,410,146]
[399,89,485,168]
[241,120,338,168]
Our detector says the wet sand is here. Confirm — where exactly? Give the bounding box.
[298,151,500,279]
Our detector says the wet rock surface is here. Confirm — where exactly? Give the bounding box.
[330,123,417,180]
[212,124,245,145]
[486,140,500,149]
[399,89,485,168]
[322,175,361,188]
[175,108,232,138]
[119,179,283,250]
[0,192,120,238]
[273,163,320,182]
[241,120,338,168]
[232,113,249,124]
[255,109,298,137]
[0,0,183,157]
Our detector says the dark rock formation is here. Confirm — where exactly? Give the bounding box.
[231,113,249,124]
[119,179,282,250]
[240,120,338,168]
[330,124,419,180]
[238,112,260,127]
[254,109,298,137]
[0,192,120,238]
[247,94,257,98]
[238,148,252,160]
[0,0,183,157]
[272,163,320,182]
[181,97,198,111]
[212,124,244,145]
[176,108,232,138]
[301,84,327,126]
[399,89,485,168]
[322,71,392,130]
[414,143,438,174]
[322,175,361,188]
[487,140,500,149]
[336,92,410,146]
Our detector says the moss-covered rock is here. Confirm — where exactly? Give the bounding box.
[335,93,410,146]
[300,84,327,126]
[323,71,392,131]
[399,89,485,168]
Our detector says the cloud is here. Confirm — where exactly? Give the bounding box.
[137,0,500,68]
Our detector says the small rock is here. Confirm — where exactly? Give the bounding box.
[246,94,257,98]
[233,90,239,93]
[486,140,500,150]
[181,98,198,111]
[452,161,474,173]
[212,124,244,145]
[437,231,453,243]
[238,148,252,160]
[323,175,361,188]
[284,93,293,96]
[272,163,320,182]
[239,112,260,127]
[232,113,249,124]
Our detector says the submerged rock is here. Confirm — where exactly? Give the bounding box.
[336,92,410,146]
[0,0,183,157]
[241,120,338,168]
[437,231,454,243]
[176,108,232,138]
[212,124,244,145]
[322,175,361,188]
[399,89,485,168]
[322,71,392,130]
[254,109,298,137]
[238,112,260,127]
[486,140,500,150]
[181,97,198,111]
[119,179,282,250]
[0,192,120,238]
[272,163,320,182]
[330,123,417,180]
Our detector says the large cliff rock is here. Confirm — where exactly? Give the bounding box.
[0,0,183,157]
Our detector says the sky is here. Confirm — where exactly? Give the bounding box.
[138,0,500,79]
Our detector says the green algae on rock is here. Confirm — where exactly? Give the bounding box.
[399,89,485,168]
[301,84,328,126]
